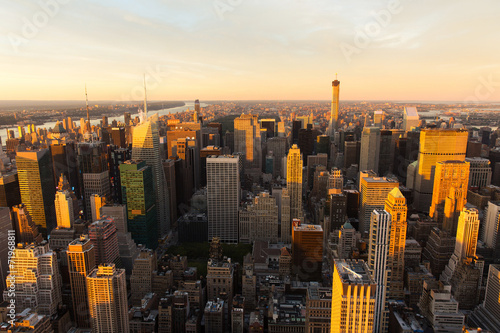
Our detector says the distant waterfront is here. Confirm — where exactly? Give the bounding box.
[1,102,208,144]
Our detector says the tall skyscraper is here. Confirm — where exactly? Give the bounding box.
[207,155,240,243]
[482,201,500,253]
[234,114,262,170]
[86,264,129,332]
[359,127,381,174]
[359,176,399,234]
[429,160,469,234]
[384,188,407,300]
[0,170,21,208]
[413,129,468,212]
[368,210,391,333]
[67,235,95,328]
[327,78,340,138]
[3,242,62,316]
[120,160,158,249]
[17,149,56,232]
[331,260,375,333]
[441,207,480,283]
[287,144,303,221]
[54,190,74,229]
[132,114,170,235]
[280,188,291,243]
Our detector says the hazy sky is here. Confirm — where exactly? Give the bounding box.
[1,0,500,102]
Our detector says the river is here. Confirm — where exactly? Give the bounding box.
[1,101,208,144]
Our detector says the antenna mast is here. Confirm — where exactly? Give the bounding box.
[85,84,90,133]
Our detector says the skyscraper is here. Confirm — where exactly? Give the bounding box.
[441,207,480,283]
[130,248,156,305]
[327,78,340,137]
[468,264,500,332]
[17,149,56,232]
[239,192,279,243]
[429,160,469,234]
[67,235,95,328]
[359,127,381,174]
[368,210,391,333]
[86,264,129,332]
[466,157,492,188]
[482,201,500,254]
[384,188,407,300]
[403,107,419,131]
[207,155,240,243]
[331,260,375,332]
[132,114,170,235]
[413,129,468,212]
[359,176,399,234]
[3,242,62,316]
[234,113,261,170]
[291,220,323,280]
[77,141,110,219]
[287,144,303,221]
[88,216,120,266]
[54,190,74,229]
[120,160,158,249]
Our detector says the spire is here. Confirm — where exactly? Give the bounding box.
[85,84,90,133]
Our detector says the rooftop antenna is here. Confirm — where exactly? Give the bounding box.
[85,84,90,133]
[335,73,338,80]
[143,74,148,118]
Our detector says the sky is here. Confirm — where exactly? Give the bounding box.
[1,0,500,102]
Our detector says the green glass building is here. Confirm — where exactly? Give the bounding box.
[120,160,158,249]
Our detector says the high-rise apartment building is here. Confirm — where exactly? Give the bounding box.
[327,78,340,137]
[120,160,158,249]
[413,129,468,212]
[368,210,391,333]
[359,126,381,174]
[132,114,170,235]
[429,160,469,234]
[67,235,95,328]
[330,260,376,333]
[234,114,261,170]
[3,242,62,316]
[287,144,303,221]
[207,155,240,243]
[17,149,56,232]
[384,188,407,299]
[86,264,129,332]
[359,176,399,234]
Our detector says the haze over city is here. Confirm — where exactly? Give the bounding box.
[2,0,500,101]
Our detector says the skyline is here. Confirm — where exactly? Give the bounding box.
[1,0,499,102]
